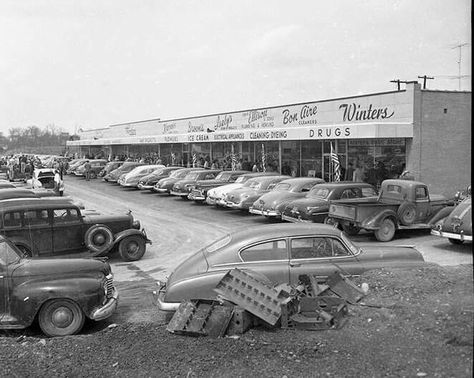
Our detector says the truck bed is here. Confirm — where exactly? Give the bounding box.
[329,198,399,223]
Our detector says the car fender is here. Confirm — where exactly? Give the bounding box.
[427,205,455,226]
[361,209,398,230]
[11,277,103,327]
[113,229,151,246]
[8,237,36,256]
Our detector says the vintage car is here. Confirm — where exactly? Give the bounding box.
[281,182,378,225]
[0,180,16,189]
[0,234,118,337]
[170,169,222,198]
[327,179,454,242]
[155,223,425,312]
[0,197,151,261]
[137,166,182,191]
[104,162,145,183]
[205,172,278,206]
[154,168,204,194]
[118,164,165,188]
[249,177,325,219]
[66,159,87,175]
[98,161,124,178]
[431,197,472,244]
[74,159,108,179]
[187,170,248,202]
[0,188,57,200]
[225,175,291,210]
[26,168,56,190]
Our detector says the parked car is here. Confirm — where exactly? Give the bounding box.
[0,197,151,261]
[224,175,290,210]
[0,234,118,337]
[205,172,278,206]
[118,164,165,188]
[154,168,203,194]
[0,180,16,189]
[99,161,124,178]
[249,177,325,219]
[281,182,378,226]
[74,159,108,179]
[431,196,472,244]
[137,166,182,191]
[327,179,454,242]
[155,223,425,312]
[104,162,145,183]
[26,168,56,190]
[187,170,248,202]
[0,187,57,200]
[66,159,87,175]
[170,169,222,198]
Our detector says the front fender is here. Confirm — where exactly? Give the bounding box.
[12,277,103,327]
[427,206,455,226]
[113,229,151,245]
[361,209,398,230]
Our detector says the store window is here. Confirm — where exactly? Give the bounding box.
[281,141,300,176]
[301,140,322,179]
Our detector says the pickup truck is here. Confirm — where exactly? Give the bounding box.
[327,179,454,242]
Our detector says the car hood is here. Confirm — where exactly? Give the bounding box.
[255,192,304,208]
[194,179,227,188]
[13,258,111,278]
[210,183,244,196]
[358,245,425,268]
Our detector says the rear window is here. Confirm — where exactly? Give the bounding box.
[274,183,291,191]
[185,172,200,180]
[308,188,330,199]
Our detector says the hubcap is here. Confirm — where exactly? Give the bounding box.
[52,307,73,328]
[94,234,106,245]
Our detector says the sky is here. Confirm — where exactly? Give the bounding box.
[0,0,471,136]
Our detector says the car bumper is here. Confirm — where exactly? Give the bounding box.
[249,207,264,215]
[206,197,217,205]
[188,192,206,201]
[170,190,189,197]
[90,288,119,321]
[138,184,154,190]
[155,187,169,193]
[226,201,248,209]
[152,284,181,312]
[121,183,137,187]
[431,229,472,241]
[281,214,312,223]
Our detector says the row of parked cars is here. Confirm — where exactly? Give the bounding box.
[67,160,471,244]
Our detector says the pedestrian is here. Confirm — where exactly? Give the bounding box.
[84,160,91,181]
[344,162,354,181]
[54,170,65,196]
[353,165,365,182]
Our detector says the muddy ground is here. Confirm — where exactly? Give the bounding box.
[1,264,472,377]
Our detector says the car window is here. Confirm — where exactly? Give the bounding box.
[274,183,291,191]
[3,211,22,228]
[387,185,402,193]
[308,188,330,199]
[53,208,81,223]
[290,237,349,259]
[301,183,315,192]
[340,189,358,199]
[362,187,377,197]
[240,240,287,262]
[415,186,428,200]
[0,240,21,265]
[205,173,216,179]
[24,209,50,226]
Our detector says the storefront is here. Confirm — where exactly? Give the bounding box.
[67,83,471,195]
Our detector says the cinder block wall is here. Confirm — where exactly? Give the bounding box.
[409,87,471,197]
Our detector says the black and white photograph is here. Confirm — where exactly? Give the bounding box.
[0,0,471,377]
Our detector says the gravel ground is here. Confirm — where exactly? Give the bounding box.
[1,263,472,377]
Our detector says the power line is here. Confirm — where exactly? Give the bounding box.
[417,75,434,89]
[451,42,469,90]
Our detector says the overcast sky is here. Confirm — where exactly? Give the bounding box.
[0,0,471,135]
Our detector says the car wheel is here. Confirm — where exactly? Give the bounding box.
[38,299,85,337]
[374,218,396,242]
[397,202,417,226]
[342,223,361,236]
[118,235,146,261]
[448,238,464,245]
[84,225,114,256]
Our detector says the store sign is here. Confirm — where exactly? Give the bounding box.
[339,103,395,122]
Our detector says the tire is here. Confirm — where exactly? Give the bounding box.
[448,238,464,245]
[84,225,114,256]
[397,202,417,226]
[118,235,146,261]
[342,223,361,236]
[38,299,85,337]
[374,218,396,242]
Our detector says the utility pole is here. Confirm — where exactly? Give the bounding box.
[451,42,468,90]
[390,79,402,90]
[417,75,434,89]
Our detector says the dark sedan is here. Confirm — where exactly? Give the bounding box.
[249,177,325,219]
[104,162,145,183]
[281,182,377,224]
[170,169,222,198]
[431,197,472,244]
[137,166,182,191]
[154,168,205,194]
[187,170,248,202]
[156,223,425,312]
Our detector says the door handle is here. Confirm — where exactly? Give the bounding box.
[290,262,301,267]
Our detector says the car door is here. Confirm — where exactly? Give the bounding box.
[288,236,364,285]
[23,209,53,256]
[414,185,431,221]
[51,207,85,254]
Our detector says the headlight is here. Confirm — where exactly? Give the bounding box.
[132,220,141,229]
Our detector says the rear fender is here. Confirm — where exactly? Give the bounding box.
[361,209,398,230]
[427,206,455,226]
[113,229,151,245]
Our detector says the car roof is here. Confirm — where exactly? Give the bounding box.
[313,181,375,189]
[0,197,78,211]
[0,188,38,200]
[248,175,290,183]
[278,177,325,185]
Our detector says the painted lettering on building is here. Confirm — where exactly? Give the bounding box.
[163,123,178,134]
[282,105,318,126]
[250,131,288,139]
[339,103,394,122]
[309,127,351,138]
[213,133,245,140]
[125,125,136,136]
[188,122,205,133]
[214,114,235,131]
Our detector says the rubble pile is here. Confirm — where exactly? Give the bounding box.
[166,269,367,338]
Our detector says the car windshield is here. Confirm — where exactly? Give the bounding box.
[185,172,200,180]
[235,176,249,183]
[308,187,331,199]
[215,172,231,180]
[274,183,291,191]
[247,180,262,190]
[205,234,231,254]
[0,240,22,265]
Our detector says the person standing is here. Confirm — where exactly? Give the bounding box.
[54,170,65,196]
[84,160,91,181]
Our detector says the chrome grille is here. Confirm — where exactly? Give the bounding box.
[105,274,115,299]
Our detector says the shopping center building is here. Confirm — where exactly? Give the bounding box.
[66,83,471,196]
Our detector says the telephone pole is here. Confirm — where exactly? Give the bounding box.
[390,79,402,90]
[417,75,434,89]
[451,42,468,90]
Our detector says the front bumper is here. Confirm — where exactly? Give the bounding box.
[226,201,249,209]
[206,196,217,205]
[249,207,263,215]
[90,288,119,321]
[188,191,206,201]
[281,214,311,223]
[431,229,472,241]
[170,190,189,197]
[138,183,154,190]
[152,284,181,312]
